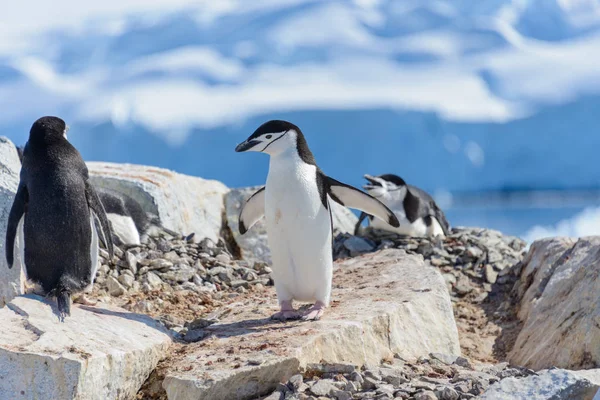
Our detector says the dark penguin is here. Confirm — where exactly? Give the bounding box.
[355,174,451,237]
[5,116,114,320]
[96,187,181,246]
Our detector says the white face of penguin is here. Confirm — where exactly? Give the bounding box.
[363,174,407,200]
[235,120,300,157]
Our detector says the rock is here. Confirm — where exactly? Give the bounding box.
[484,264,497,284]
[88,162,229,243]
[509,237,600,370]
[106,276,126,296]
[437,386,459,400]
[414,391,438,400]
[479,369,599,400]
[125,251,138,274]
[118,273,135,289]
[145,271,164,288]
[306,363,356,375]
[160,264,195,283]
[430,353,458,366]
[0,137,24,307]
[310,380,336,396]
[343,236,374,254]
[183,329,208,343]
[225,186,358,264]
[0,295,171,399]
[162,249,460,400]
[263,392,282,400]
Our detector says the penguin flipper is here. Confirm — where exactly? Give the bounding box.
[6,183,28,268]
[325,176,400,228]
[239,187,265,234]
[85,181,114,259]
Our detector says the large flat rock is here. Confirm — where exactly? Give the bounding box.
[0,137,24,307]
[509,237,600,370]
[0,295,172,400]
[225,186,358,264]
[480,369,600,400]
[88,162,229,243]
[162,249,460,400]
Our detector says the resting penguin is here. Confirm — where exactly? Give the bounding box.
[96,188,181,246]
[235,120,400,321]
[355,174,450,238]
[5,116,114,320]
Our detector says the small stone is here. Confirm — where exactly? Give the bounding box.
[349,371,364,384]
[130,300,153,313]
[430,353,458,366]
[362,377,378,391]
[288,374,304,391]
[106,276,126,296]
[379,368,408,386]
[216,253,231,263]
[263,392,282,400]
[208,266,227,276]
[310,380,336,397]
[364,370,382,381]
[149,259,173,271]
[436,386,459,400]
[145,271,163,288]
[118,273,135,289]
[125,251,138,274]
[344,381,358,392]
[343,236,374,253]
[332,390,352,400]
[414,390,438,400]
[454,357,473,369]
[484,265,498,284]
[306,363,356,375]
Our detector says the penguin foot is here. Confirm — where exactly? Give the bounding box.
[301,301,326,321]
[73,294,97,306]
[271,301,300,321]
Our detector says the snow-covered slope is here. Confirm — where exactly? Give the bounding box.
[2,0,600,237]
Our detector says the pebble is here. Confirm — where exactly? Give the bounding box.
[106,276,126,296]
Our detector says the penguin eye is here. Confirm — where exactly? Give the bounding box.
[265,135,272,139]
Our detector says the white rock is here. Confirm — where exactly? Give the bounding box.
[88,162,229,243]
[509,237,600,370]
[163,249,460,400]
[480,369,599,400]
[224,186,358,264]
[0,295,171,400]
[0,137,25,307]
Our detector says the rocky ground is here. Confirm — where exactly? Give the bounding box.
[87,226,534,400]
[257,355,533,400]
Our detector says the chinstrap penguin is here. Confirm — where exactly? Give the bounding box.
[355,174,450,238]
[5,116,114,320]
[235,120,400,321]
[96,188,181,246]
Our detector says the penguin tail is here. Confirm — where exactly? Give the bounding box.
[56,288,71,322]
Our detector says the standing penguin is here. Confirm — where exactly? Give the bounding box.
[5,116,114,320]
[355,174,450,237]
[235,120,399,320]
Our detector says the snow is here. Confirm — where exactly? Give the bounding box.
[524,207,600,242]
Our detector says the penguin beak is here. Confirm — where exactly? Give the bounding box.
[235,139,260,153]
[363,174,382,190]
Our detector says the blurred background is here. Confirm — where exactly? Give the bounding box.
[2,0,600,241]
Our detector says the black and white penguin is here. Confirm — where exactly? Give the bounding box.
[96,188,181,246]
[235,120,400,321]
[5,116,114,320]
[355,174,451,237]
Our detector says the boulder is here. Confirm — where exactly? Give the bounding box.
[224,186,358,264]
[87,162,229,243]
[509,237,600,370]
[0,137,24,307]
[0,295,172,400]
[162,249,460,400]
[480,369,599,400]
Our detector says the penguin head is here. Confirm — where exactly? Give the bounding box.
[29,116,69,141]
[235,120,302,156]
[363,174,407,198]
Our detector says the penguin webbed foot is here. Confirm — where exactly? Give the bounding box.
[271,300,301,321]
[301,301,326,321]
